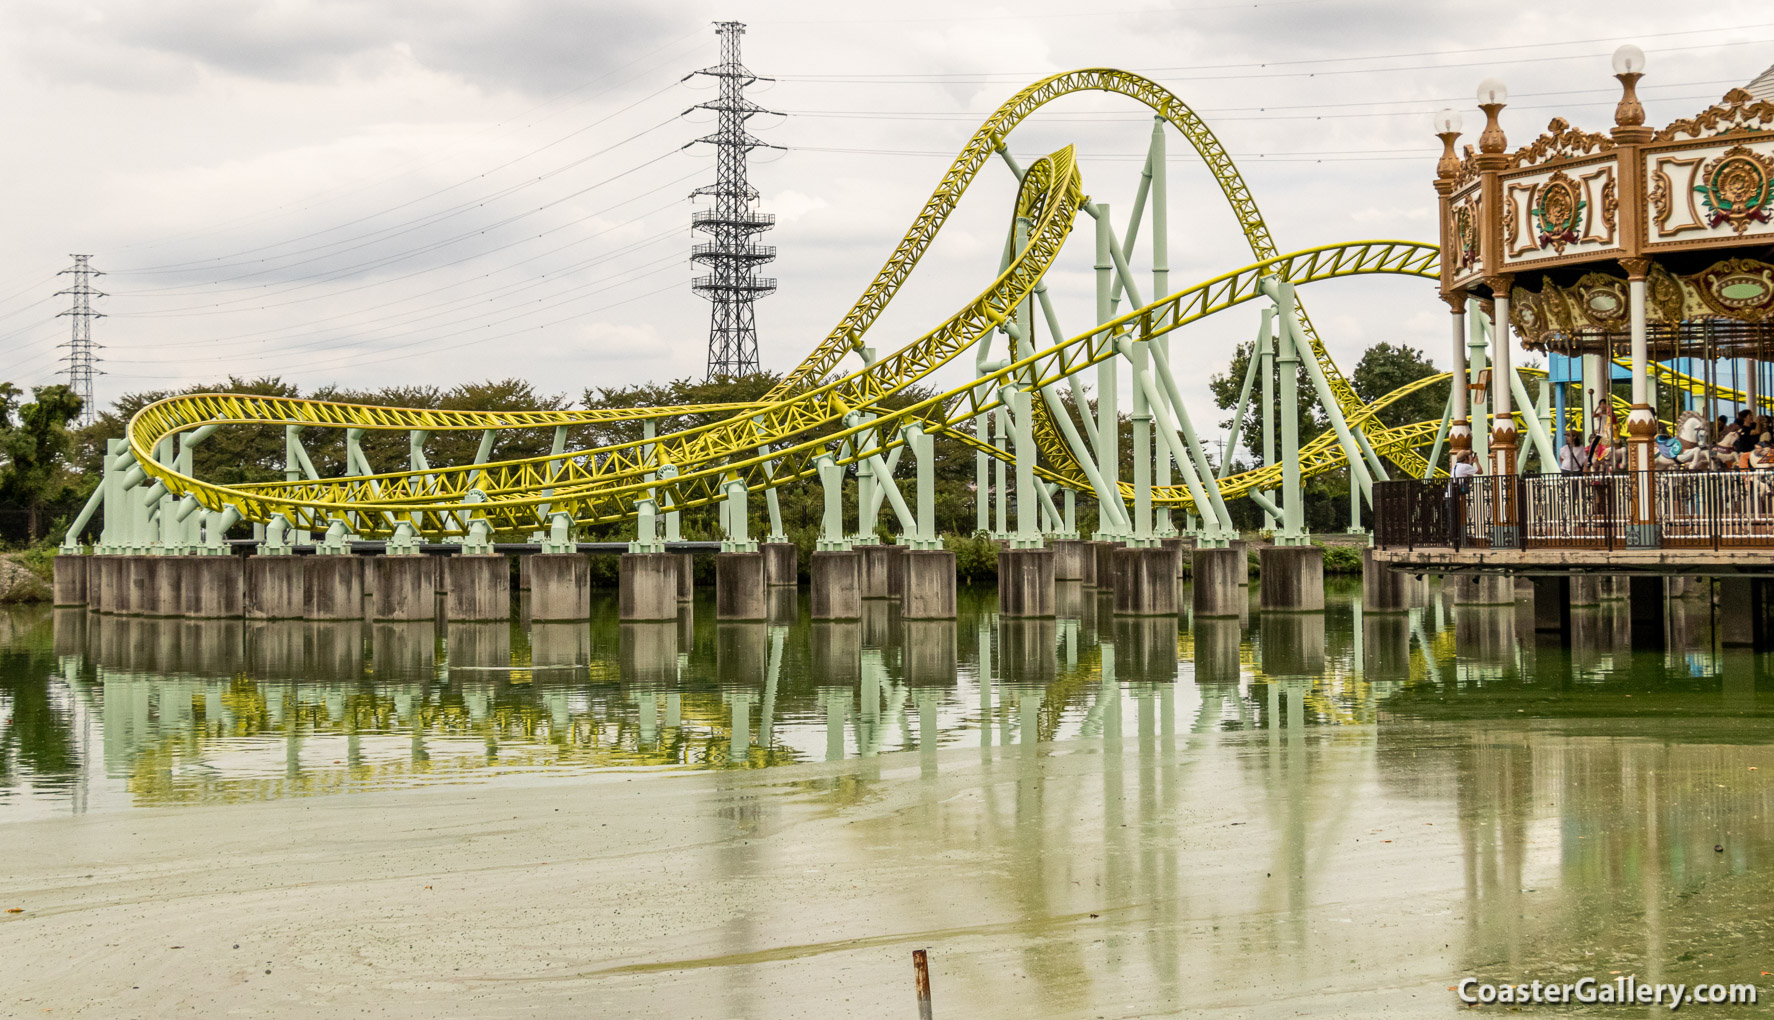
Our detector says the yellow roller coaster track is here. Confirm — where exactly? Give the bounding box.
[125,69,1437,535]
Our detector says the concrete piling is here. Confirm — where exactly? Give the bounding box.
[1111,546,1177,616]
[371,556,435,622]
[1089,542,1117,591]
[527,554,589,621]
[997,547,1055,618]
[763,542,798,587]
[1359,547,1410,613]
[714,551,768,621]
[809,550,862,621]
[860,545,904,600]
[901,549,956,620]
[1258,545,1324,612]
[303,556,363,620]
[52,555,87,606]
[179,556,245,618]
[619,552,679,622]
[1191,546,1244,618]
[245,557,305,620]
[1051,539,1088,581]
[445,555,509,621]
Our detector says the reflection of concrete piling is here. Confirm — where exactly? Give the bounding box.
[619,552,678,621]
[1192,617,1242,684]
[527,554,589,621]
[998,618,1056,687]
[245,557,305,620]
[902,620,957,686]
[714,551,767,621]
[448,621,510,668]
[716,623,768,685]
[1454,605,1517,664]
[1258,546,1324,612]
[371,622,435,678]
[52,607,84,657]
[445,556,509,621]
[1361,614,1412,680]
[1113,616,1176,683]
[811,620,861,686]
[1111,546,1177,616]
[902,549,956,619]
[768,588,797,627]
[810,550,862,620]
[619,621,678,685]
[1627,575,1666,651]
[529,622,589,668]
[997,547,1055,618]
[53,556,87,606]
[1260,613,1326,675]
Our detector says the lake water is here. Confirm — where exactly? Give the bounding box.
[2,579,1767,818]
[4,578,1773,1013]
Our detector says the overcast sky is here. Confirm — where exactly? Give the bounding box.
[1,0,1767,442]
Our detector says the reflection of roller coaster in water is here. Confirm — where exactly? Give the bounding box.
[92,69,1460,552]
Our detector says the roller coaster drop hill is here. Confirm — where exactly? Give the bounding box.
[78,69,1471,556]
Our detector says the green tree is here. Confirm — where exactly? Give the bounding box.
[1207,340,1327,463]
[0,383,84,541]
[1351,342,1448,430]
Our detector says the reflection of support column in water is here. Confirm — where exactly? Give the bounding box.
[726,690,752,764]
[977,619,994,750]
[916,689,940,776]
[823,688,848,761]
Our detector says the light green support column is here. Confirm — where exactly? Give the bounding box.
[722,479,756,553]
[1007,387,1042,548]
[1130,336,1153,546]
[992,407,1008,537]
[905,425,938,549]
[1273,284,1307,542]
[1144,340,1235,542]
[1149,115,1175,537]
[1423,394,1453,481]
[816,454,847,551]
[1469,308,1491,466]
[975,414,990,534]
[1093,203,1120,539]
[1260,309,1278,531]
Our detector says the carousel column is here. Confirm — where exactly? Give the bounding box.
[1447,292,1472,458]
[1621,257,1659,547]
[1485,276,1519,548]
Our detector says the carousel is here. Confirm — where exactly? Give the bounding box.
[1432,45,1774,550]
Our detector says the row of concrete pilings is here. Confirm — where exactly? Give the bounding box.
[48,534,1348,622]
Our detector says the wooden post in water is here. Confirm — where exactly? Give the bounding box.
[912,949,933,1020]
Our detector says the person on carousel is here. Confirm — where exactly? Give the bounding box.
[1753,435,1774,471]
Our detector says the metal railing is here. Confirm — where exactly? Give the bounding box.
[1374,470,1774,551]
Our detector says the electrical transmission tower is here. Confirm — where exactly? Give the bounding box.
[56,255,105,426]
[688,21,778,380]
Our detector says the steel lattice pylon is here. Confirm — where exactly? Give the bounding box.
[689,21,777,380]
[56,254,105,426]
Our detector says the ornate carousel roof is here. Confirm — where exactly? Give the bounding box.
[1435,52,1774,355]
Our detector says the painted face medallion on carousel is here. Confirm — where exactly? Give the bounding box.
[1697,145,1774,235]
[1533,173,1584,252]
